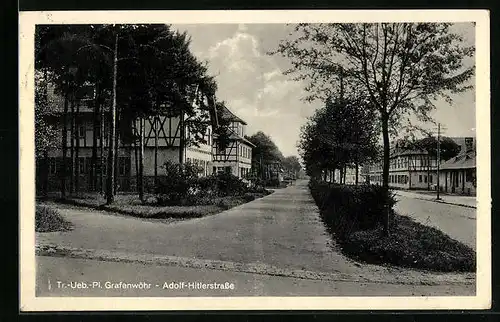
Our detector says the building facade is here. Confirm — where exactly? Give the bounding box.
[211,106,255,179]
[369,148,439,190]
[37,83,253,193]
[367,137,476,195]
[438,137,476,195]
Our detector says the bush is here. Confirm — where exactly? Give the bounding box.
[309,179,475,272]
[309,179,396,237]
[196,173,249,197]
[263,178,280,188]
[36,205,73,232]
[155,161,201,206]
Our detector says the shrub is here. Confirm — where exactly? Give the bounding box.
[36,205,73,232]
[196,173,249,197]
[212,172,249,196]
[155,161,202,206]
[263,178,280,188]
[309,178,475,272]
[309,179,396,237]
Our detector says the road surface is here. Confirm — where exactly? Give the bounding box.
[394,192,476,249]
[35,180,475,297]
[36,256,474,297]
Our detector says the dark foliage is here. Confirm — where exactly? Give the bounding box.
[197,172,249,197]
[344,215,476,272]
[309,179,475,272]
[155,161,201,206]
[36,205,73,232]
[309,179,395,237]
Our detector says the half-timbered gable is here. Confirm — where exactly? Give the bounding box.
[211,106,254,179]
[130,92,216,179]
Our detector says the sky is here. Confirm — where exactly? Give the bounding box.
[171,23,476,157]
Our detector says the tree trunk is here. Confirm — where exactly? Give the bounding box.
[427,155,431,190]
[114,108,120,194]
[100,101,105,194]
[42,149,49,198]
[70,96,75,194]
[75,99,80,194]
[179,111,185,164]
[343,165,347,184]
[138,117,145,202]
[133,122,139,193]
[355,161,359,186]
[381,113,390,237]
[91,83,100,191]
[75,100,80,193]
[61,92,69,199]
[106,33,118,205]
[154,116,158,187]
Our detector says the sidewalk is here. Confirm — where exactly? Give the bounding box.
[394,190,477,208]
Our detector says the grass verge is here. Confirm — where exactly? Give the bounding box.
[342,214,475,272]
[44,191,271,220]
[309,179,475,272]
[36,205,73,232]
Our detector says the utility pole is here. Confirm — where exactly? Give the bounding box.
[106,32,118,204]
[436,123,441,200]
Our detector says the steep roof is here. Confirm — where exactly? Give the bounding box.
[228,132,256,147]
[219,105,247,125]
[441,151,476,170]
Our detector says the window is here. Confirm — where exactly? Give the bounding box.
[424,175,428,183]
[78,157,85,174]
[207,128,211,145]
[79,126,85,138]
[216,145,225,155]
[429,175,433,183]
[419,175,422,183]
[225,166,231,174]
[118,157,130,176]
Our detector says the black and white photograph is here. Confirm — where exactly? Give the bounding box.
[19,10,490,311]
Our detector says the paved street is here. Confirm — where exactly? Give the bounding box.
[394,192,476,249]
[395,190,477,208]
[36,180,475,296]
[36,256,474,297]
[38,180,368,276]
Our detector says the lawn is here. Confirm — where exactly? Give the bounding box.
[44,190,271,221]
[36,205,73,232]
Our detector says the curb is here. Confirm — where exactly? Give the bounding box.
[414,197,476,209]
[35,244,475,286]
[394,193,476,209]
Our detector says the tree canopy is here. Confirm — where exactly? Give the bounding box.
[273,23,474,235]
[298,97,379,178]
[246,131,284,165]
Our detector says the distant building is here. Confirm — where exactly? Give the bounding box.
[211,106,255,178]
[368,144,439,190]
[367,136,476,195]
[438,138,476,195]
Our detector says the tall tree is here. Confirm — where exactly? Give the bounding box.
[273,23,474,235]
[298,97,379,183]
[246,131,284,180]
